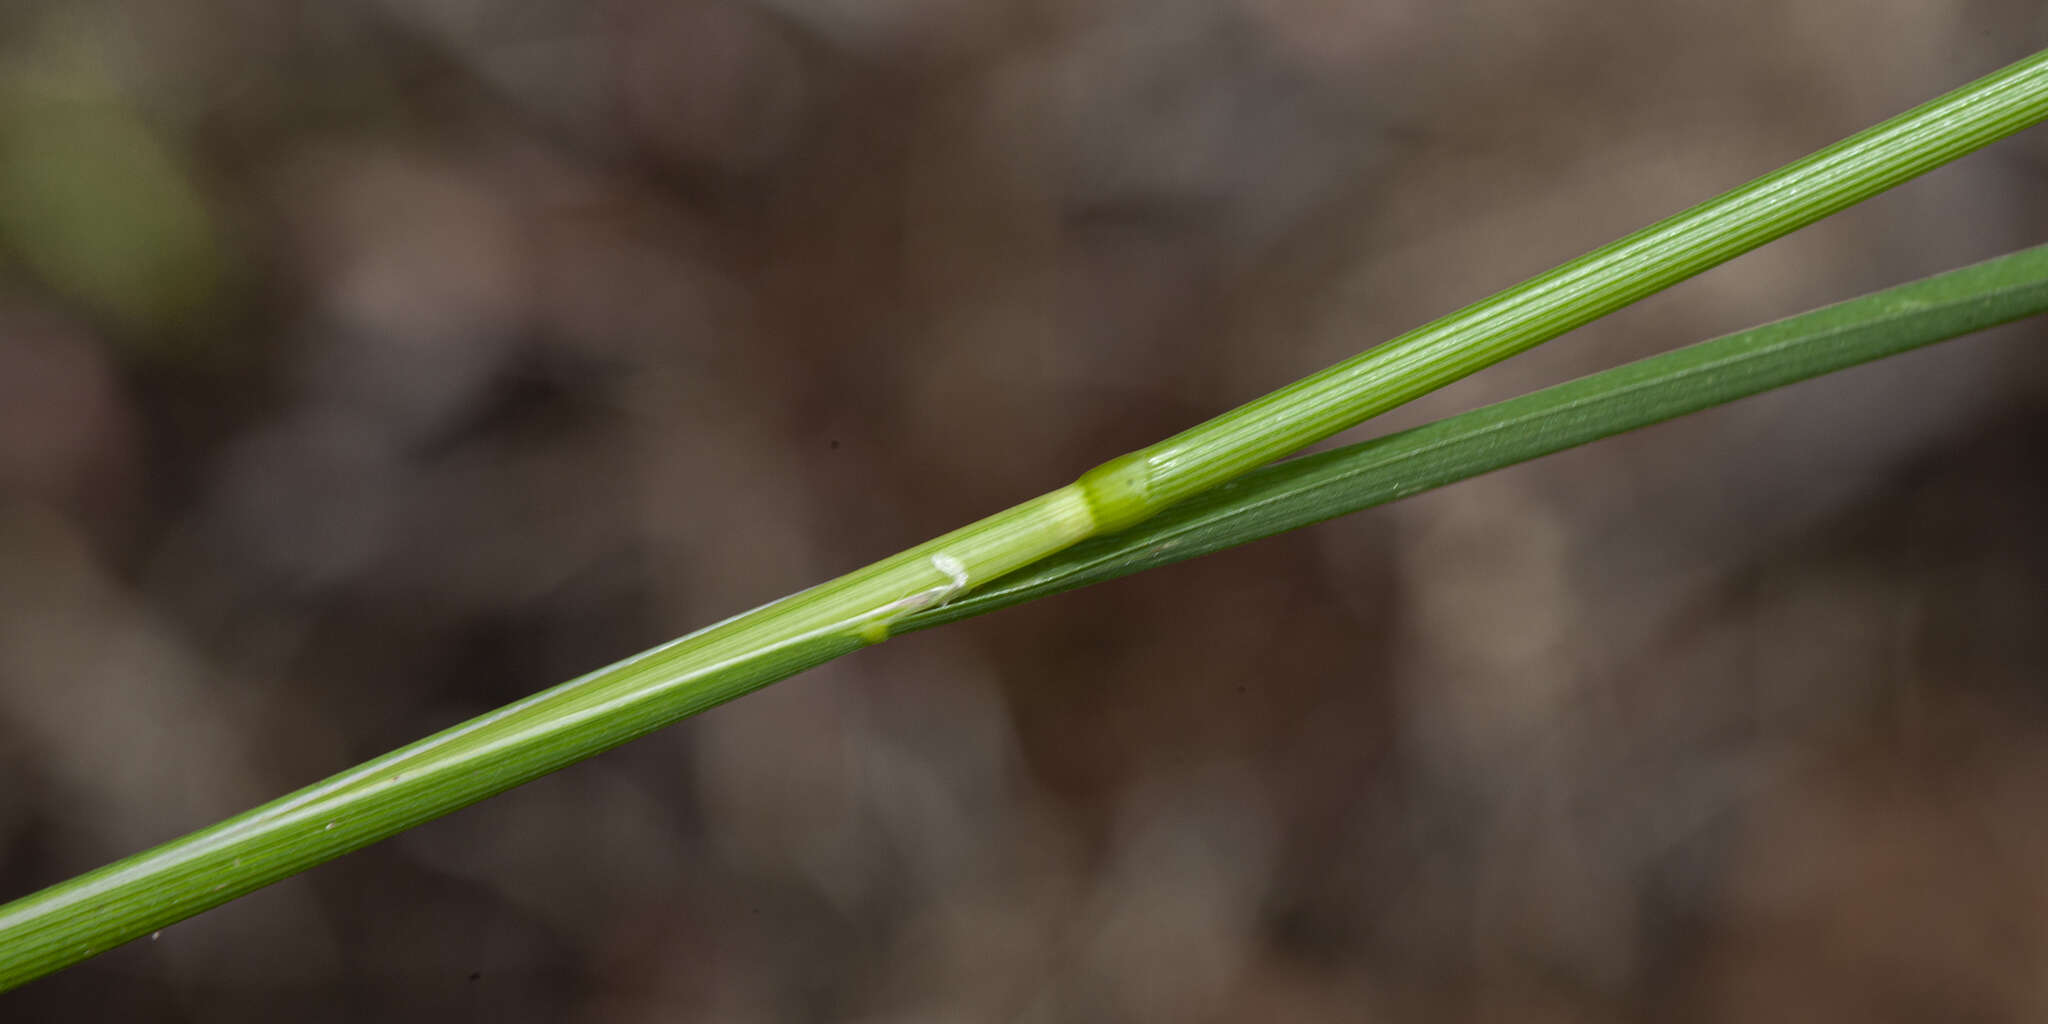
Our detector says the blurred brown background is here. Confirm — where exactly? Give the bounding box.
[4,1,2048,1020]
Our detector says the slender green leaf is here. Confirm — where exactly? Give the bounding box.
[902,243,2048,632]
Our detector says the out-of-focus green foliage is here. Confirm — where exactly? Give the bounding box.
[0,15,225,350]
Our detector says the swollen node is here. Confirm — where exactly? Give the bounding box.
[1075,451,1157,534]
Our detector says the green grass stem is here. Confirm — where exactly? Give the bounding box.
[3,49,2046,990]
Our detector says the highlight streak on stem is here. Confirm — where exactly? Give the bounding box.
[3,48,2048,992]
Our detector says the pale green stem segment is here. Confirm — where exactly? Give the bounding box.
[3,49,2047,991]
[1076,48,2048,519]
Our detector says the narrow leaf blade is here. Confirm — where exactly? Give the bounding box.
[901,243,2048,631]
